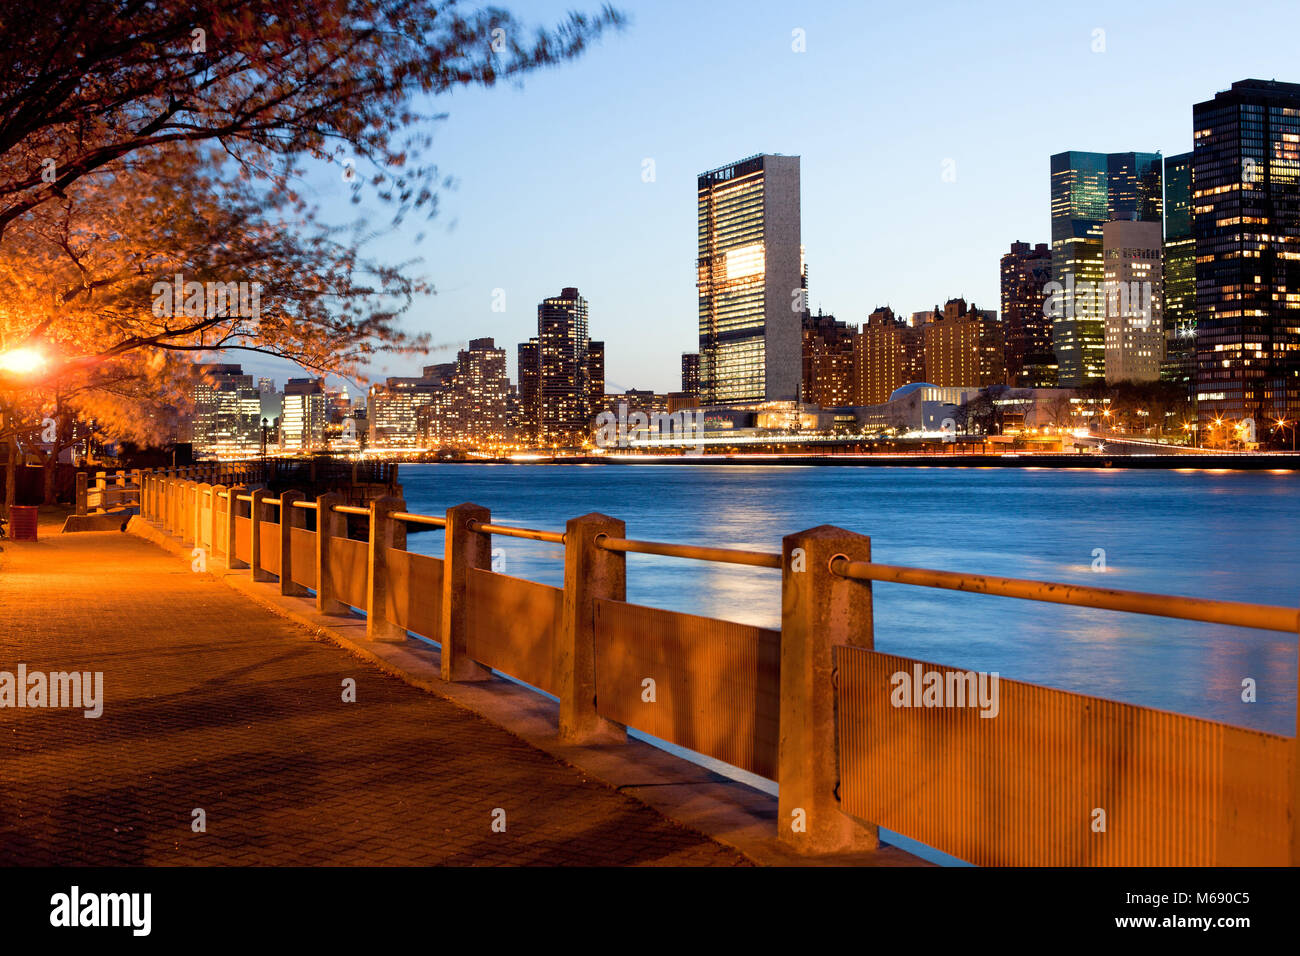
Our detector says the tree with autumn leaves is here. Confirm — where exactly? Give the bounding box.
[0,0,622,507]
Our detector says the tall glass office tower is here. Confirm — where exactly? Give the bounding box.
[1192,79,1300,429]
[697,154,802,405]
[1162,151,1196,390]
[1050,151,1163,387]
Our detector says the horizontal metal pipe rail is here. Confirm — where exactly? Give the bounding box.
[830,557,1299,634]
[468,520,563,543]
[596,535,783,569]
[392,511,446,528]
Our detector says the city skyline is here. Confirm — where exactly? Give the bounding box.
[213,0,1300,397]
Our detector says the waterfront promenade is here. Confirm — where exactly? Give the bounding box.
[0,513,750,866]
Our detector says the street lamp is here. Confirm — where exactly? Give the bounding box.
[0,347,47,376]
[1274,417,1297,452]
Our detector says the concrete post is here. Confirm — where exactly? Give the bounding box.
[558,513,627,743]
[179,482,193,544]
[366,496,408,641]
[210,485,227,562]
[315,492,349,615]
[195,483,212,556]
[225,485,247,569]
[280,490,308,597]
[250,488,273,582]
[440,503,493,682]
[75,473,87,517]
[778,524,879,854]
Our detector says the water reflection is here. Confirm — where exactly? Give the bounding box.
[399,463,1298,736]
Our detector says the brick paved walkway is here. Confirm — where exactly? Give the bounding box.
[0,522,748,865]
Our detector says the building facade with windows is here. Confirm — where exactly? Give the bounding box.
[1192,79,1300,427]
[697,153,802,405]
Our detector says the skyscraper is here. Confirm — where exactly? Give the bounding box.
[517,338,539,443]
[1050,151,1163,386]
[1192,79,1300,428]
[800,312,856,408]
[1102,220,1164,384]
[856,307,909,406]
[516,288,602,446]
[680,352,700,397]
[1000,241,1053,385]
[191,364,261,458]
[1162,151,1197,390]
[697,153,802,405]
[281,378,327,451]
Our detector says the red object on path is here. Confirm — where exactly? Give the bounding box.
[8,505,38,541]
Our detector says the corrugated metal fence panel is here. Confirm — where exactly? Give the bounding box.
[387,548,442,641]
[835,646,1293,866]
[466,568,561,694]
[593,599,780,781]
[259,521,281,576]
[235,516,251,563]
[291,528,317,589]
[329,536,369,610]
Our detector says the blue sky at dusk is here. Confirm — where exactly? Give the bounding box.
[242,0,1300,396]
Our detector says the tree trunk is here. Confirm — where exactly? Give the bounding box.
[43,454,57,505]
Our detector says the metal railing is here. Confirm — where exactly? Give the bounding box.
[135,470,1300,866]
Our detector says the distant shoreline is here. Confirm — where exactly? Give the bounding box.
[415,453,1300,472]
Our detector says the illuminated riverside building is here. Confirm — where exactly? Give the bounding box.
[1102,220,1165,384]
[516,289,603,446]
[279,378,326,451]
[800,311,856,407]
[681,352,700,398]
[1192,79,1300,427]
[368,374,443,448]
[447,335,506,447]
[855,307,911,406]
[697,153,802,404]
[1000,241,1054,385]
[1050,151,1163,386]
[1162,151,1197,390]
[516,338,539,441]
[922,299,1005,388]
[192,364,261,458]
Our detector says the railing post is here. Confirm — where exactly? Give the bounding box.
[366,496,407,641]
[225,485,248,569]
[778,524,879,854]
[130,469,141,511]
[210,485,226,562]
[558,513,627,742]
[315,492,349,615]
[95,472,105,513]
[180,481,194,544]
[75,473,87,517]
[440,503,493,682]
[195,483,211,557]
[250,488,272,582]
[280,490,308,597]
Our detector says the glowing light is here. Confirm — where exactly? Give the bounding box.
[0,347,46,375]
